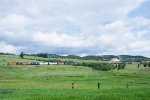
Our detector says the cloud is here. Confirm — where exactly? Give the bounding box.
[31,32,94,48]
[0,0,150,56]
[0,42,22,54]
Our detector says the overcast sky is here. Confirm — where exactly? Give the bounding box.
[0,0,150,56]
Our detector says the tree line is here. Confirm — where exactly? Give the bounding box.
[20,52,48,59]
[18,52,149,62]
[73,62,126,71]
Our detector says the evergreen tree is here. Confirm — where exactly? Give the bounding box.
[20,52,24,59]
[43,53,48,58]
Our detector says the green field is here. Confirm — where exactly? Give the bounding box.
[0,55,150,100]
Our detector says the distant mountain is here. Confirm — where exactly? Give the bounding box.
[117,55,148,62]
[0,52,148,62]
[118,55,147,59]
[0,52,14,55]
[51,54,149,62]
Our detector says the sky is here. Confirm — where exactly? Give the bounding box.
[0,0,150,57]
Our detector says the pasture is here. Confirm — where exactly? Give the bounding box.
[0,55,150,100]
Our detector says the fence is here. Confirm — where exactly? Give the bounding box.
[71,83,129,89]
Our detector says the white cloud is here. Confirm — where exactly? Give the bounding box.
[0,0,150,56]
[0,14,28,31]
[29,31,95,48]
[0,42,21,54]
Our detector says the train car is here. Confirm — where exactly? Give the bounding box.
[39,62,49,65]
[7,62,17,65]
[20,62,31,65]
[48,62,58,65]
[57,62,64,65]
[31,62,40,65]
[16,62,20,65]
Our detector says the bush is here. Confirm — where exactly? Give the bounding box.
[81,62,114,71]
[143,62,148,67]
[117,63,126,70]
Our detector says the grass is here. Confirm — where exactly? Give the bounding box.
[0,88,150,100]
[0,55,150,100]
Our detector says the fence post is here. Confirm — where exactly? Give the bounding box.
[98,83,100,89]
[126,83,129,88]
[72,83,74,89]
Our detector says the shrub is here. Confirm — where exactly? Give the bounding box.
[81,62,114,71]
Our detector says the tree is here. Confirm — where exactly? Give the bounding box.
[117,64,121,70]
[143,62,148,67]
[43,53,48,58]
[122,63,126,69]
[115,64,118,69]
[148,62,150,67]
[20,52,24,59]
[138,64,140,68]
[117,63,126,70]
[37,53,48,58]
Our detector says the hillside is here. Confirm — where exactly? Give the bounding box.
[0,54,150,100]
[48,54,149,61]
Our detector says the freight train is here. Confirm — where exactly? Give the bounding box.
[7,62,65,66]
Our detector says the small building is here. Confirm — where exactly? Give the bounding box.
[111,58,120,62]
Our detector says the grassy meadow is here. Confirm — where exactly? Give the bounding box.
[0,55,150,100]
